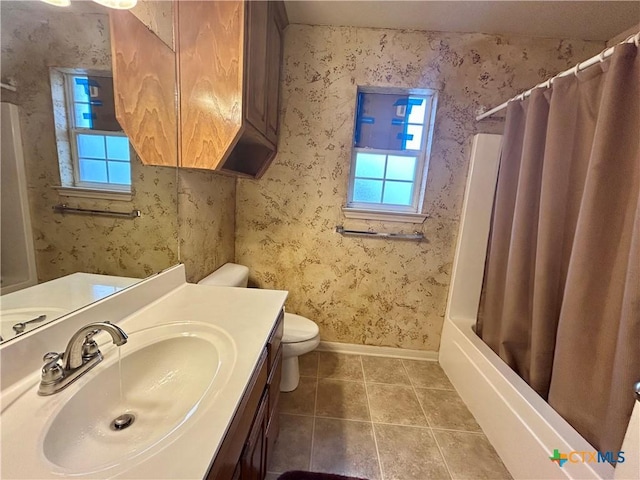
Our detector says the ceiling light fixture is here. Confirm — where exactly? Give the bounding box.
[40,0,71,7]
[91,0,138,10]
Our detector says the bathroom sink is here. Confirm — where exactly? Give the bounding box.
[3,322,236,477]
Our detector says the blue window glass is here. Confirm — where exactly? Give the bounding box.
[73,77,90,103]
[77,134,106,159]
[354,153,386,179]
[107,161,131,185]
[79,159,108,183]
[407,98,427,124]
[353,179,383,203]
[404,124,423,150]
[74,103,93,129]
[382,181,413,205]
[106,136,130,161]
[386,156,416,181]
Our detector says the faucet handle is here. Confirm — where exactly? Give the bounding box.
[43,351,61,363]
[41,352,64,384]
[81,331,101,360]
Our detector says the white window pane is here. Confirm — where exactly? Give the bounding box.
[73,77,90,103]
[77,134,106,159]
[74,103,93,129]
[386,156,416,181]
[407,98,427,124]
[107,161,131,185]
[79,159,108,183]
[353,179,383,203]
[106,136,130,161]
[354,153,385,179]
[405,124,423,150]
[383,181,413,205]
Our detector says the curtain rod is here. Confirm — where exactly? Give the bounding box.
[476,31,640,121]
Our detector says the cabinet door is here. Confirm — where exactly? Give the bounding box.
[240,392,268,480]
[245,0,269,136]
[265,1,286,144]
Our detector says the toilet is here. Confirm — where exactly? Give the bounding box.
[197,263,320,392]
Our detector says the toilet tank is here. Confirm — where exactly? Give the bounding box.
[197,263,249,288]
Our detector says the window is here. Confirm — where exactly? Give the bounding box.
[54,71,132,197]
[344,87,437,222]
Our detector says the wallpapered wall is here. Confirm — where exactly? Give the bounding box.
[178,169,236,284]
[0,2,179,282]
[235,25,603,351]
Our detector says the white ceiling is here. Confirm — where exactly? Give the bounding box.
[284,1,639,41]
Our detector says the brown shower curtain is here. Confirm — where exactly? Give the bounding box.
[477,43,640,455]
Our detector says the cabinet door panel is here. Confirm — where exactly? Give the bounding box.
[245,0,268,135]
[265,1,286,144]
[241,392,268,480]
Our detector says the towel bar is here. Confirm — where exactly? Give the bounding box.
[53,204,141,219]
[335,225,423,241]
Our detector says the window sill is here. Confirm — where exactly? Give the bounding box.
[54,186,132,202]
[342,207,428,224]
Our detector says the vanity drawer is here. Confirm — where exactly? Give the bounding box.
[267,309,284,370]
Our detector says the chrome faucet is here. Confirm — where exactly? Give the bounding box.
[38,322,127,396]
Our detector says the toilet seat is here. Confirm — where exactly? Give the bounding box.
[283,313,319,343]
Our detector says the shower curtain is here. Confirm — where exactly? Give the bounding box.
[476,43,639,455]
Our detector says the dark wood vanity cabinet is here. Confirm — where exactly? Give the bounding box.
[206,310,284,480]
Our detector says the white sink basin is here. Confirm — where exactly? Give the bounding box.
[1,322,236,478]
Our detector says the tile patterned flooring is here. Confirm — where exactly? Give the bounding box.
[266,352,512,480]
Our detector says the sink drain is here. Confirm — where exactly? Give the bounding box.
[110,413,135,431]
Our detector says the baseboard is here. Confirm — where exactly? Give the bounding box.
[317,341,438,361]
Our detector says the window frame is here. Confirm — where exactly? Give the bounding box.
[63,72,131,193]
[344,86,438,223]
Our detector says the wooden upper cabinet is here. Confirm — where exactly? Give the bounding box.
[245,0,269,136]
[177,0,288,177]
[109,10,177,167]
[110,1,287,177]
[265,1,286,145]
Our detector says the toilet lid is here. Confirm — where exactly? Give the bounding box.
[283,313,319,343]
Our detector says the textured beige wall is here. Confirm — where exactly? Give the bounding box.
[235,25,603,351]
[178,169,236,284]
[1,2,179,282]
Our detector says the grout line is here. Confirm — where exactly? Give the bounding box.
[361,356,385,480]
[401,359,455,480]
[308,353,320,471]
[431,426,486,435]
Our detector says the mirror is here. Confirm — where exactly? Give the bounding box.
[0,1,179,343]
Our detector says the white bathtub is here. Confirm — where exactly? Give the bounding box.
[438,135,637,480]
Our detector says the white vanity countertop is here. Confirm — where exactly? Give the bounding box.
[0,268,287,480]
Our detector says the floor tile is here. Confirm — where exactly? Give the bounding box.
[433,430,512,479]
[316,379,370,421]
[317,352,364,381]
[279,376,317,416]
[362,356,411,385]
[403,360,454,390]
[416,388,481,432]
[311,418,381,480]
[366,383,428,426]
[374,424,451,480]
[299,352,319,377]
[268,414,313,473]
